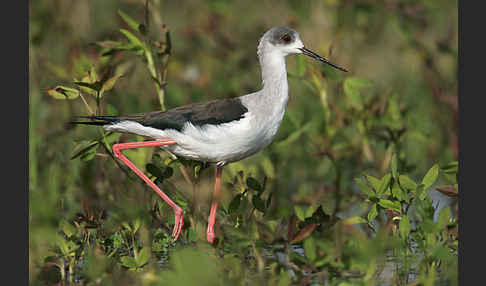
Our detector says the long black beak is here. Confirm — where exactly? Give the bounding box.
[299,47,348,72]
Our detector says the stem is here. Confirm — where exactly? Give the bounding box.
[59,261,65,282]
[327,154,342,220]
[132,232,138,259]
[79,92,94,115]
[144,47,166,111]
[247,207,256,221]
[96,90,101,115]
[144,0,149,33]
[179,165,192,186]
[190,169,198,215]
[99,137,132,179]
[68,260,74,284]
[156,81,165,111]
[252,242,264,273]
[142,20,171,112]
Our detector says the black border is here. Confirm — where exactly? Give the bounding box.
[459,0,483,285]
[8,0,28,285]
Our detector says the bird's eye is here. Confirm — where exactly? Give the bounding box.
[281,34,291,43]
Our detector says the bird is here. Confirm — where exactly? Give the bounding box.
[71,26,348,244]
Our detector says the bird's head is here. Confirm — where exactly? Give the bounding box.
[258,26,348,72]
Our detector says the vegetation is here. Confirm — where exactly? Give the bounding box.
[30,0,458,285]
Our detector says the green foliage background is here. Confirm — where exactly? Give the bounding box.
[29,0,458,285]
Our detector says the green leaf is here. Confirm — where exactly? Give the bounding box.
[343,216,367,225]
[98,41,140,54]
[441,161,458,174]
[431,245,450,261]
[391,181,403,201]
[59,220,76,238]
[377,174,392,196]
[252,195,266,213]
[135,247,151,267]
[437,207,451,229]
[303,237,316,262]
[365,175,381,192]
[367,204,378,222]
[355,177,373,196]
[122,222,132,232]
[416,184,427,200]
[118,10,141,32]
[46,86,80,100]
[246,177,262,192]
[103,132,121,146]
[75,75,98,96]
[443,172,457,185]
[422,164,439,190]
[74,81,103,93]
[55,235,69,254]
[391,154,398,178]
[111,233,123,250]
[132,219,141,234]
[120,256,138,268]
[59,240,79,255]
[228,194,242,214]
[305,205,317,218]
[294,205,306,222]
[399,215,411,239]
[343,77,373,110]
[71,141,99,161]
[120,29,144,50]
[87,66,99,83]
[398,175,417,191]
[101,73,123,93]
[266,190,273,208]
[422,219,439,234]
[194,164,202,179]
[277,269,291,286]
[377,199,401,213]
[95,40,124,49]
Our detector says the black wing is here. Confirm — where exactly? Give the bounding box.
[71,98,248,132]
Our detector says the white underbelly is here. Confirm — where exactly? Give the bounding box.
[105,112,284,166]
[166,115,282,165]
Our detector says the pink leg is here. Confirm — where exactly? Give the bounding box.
[206,166,223,243]
[112,140,184,241]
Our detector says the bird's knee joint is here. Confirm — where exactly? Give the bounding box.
[174,207,184,217]
[112,144,122,158]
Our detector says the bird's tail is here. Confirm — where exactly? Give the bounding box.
[69,115,120,126]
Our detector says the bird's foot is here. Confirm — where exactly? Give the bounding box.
[172,207,184,241]
[206,226,216,244]
[206,231,215,244]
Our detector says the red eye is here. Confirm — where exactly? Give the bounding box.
[281,34,291,43]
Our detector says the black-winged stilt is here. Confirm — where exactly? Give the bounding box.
[71,26,347,243]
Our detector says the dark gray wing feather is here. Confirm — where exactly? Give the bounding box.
[71,98,248,132]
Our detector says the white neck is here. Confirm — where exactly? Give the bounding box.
[257,49,289,109]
